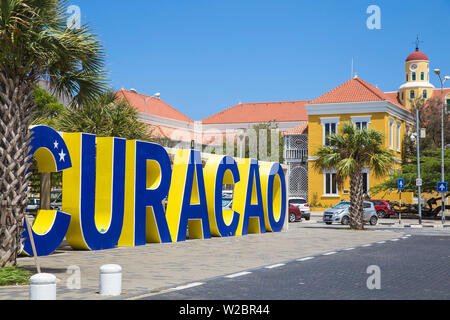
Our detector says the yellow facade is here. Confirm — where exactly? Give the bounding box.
[307,111,412,208]
[302,48,448,208]
[399,58,434,110]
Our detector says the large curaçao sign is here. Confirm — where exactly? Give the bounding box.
[22,125,287,257]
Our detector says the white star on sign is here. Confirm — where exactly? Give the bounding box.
[53,141,59,149]
[58,149,66,162]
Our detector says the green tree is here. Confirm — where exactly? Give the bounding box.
[411,97,450,151]
[32,86,65,128]
[0,0,107,267]
[57,91,153,141]
[372,149,450,195]
[314,122,394,230]
[373,97,450,197]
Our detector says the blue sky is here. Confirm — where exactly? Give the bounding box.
[73,0,450,121]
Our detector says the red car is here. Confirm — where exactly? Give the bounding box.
[289,204,302,223]
[368,200,395,218]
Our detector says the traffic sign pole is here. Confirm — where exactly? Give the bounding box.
[438,182,448,225]
[398,178,405,225]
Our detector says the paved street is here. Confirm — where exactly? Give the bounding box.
[0,213,449,300]
[139,233,450,300]
[0,221,404,300]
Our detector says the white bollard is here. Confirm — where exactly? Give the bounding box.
[29,273,57,300]
[99,264,122,296]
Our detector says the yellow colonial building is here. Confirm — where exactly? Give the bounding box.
[305,75,415,207]
[304,47,449,207]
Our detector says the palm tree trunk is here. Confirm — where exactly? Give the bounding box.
[0,71,35,267]
[349,169,365,230]
[40,173,51,210]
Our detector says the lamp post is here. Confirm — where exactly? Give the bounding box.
[433,69,449,225]
[413,112,422,225]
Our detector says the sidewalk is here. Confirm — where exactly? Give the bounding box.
[311,211,450,228]
[0,224,402,300]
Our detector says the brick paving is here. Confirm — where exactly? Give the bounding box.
[0,223,404,300]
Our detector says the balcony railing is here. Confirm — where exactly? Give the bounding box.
[285,149,308,162]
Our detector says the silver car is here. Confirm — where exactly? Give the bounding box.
[323,201,379,226]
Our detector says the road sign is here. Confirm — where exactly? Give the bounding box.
[416,178,423,187]
[398,178,405,191]
[438,182,448,193]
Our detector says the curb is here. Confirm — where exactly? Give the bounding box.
[386,224,450,229]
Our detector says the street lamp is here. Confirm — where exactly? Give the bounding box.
[433,69,449,225]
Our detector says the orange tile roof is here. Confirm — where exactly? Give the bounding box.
[283,122,308,136]
[116,89,194,123]
[309,77,406,109]
[202,100,309,124]
[152,125,194,142]
[432,88,450,99]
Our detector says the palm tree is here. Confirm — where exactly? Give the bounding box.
[0,0,107,267]
[314,122,394,230]
[57,90,154,141]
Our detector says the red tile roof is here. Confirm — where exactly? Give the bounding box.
[309,77,406,109]
[116,89,193,123]
[406,49,429,62]
[201,100,309,124]
[283,122,308,136]
[432,88,450,99]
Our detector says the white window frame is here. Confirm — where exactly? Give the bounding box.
[321,117,340,146]
[323,169,339,197]
[389,118,394,150]
[351,116,372,130]
[397,121,402,152]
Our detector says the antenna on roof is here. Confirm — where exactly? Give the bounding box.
[413,34,424,51]
[153,92,161,99]
[130,88,137,93]
[351,58,354,79]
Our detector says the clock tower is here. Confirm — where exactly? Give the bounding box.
[399,46,435,110]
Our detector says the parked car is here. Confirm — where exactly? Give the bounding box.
[222,198,233,211]
[289,204,302,223]
[323,201,379,226]
[222,191,233,199]
[288,197,310,220]
[50,190,62,211]
[367,199,395,218]
[27,198,40,213]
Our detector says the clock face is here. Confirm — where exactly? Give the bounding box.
[410,63,418,71]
